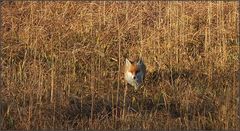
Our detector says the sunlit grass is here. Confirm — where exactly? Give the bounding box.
[0,1,239,130]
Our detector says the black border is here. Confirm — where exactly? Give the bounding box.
[0,1,239,130]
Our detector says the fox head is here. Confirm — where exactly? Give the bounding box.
[124,58,146,90]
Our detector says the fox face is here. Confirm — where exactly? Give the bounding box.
[124,58,146,90]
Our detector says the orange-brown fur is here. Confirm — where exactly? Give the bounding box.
[129,64,138,75]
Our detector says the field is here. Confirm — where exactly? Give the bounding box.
[0,1,239,130]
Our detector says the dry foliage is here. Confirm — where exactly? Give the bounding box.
[0,1,239,130]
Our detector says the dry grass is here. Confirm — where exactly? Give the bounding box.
[0,1,239,130]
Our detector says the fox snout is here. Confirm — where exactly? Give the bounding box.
[124,58,146,90]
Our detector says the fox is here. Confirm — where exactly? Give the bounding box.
[124,58,146,90]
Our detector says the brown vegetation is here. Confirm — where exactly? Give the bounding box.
[0,1,239,130]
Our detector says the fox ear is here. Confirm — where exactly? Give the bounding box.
[137,59,143,65]
[125,58,132,67]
